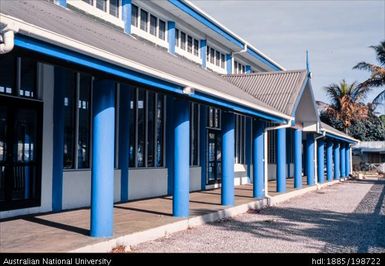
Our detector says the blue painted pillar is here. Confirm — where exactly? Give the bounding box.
[334,143,340,180]
[200,105,208,190]
[167,21,176,54]
[286,129,291,178]
[245,65,251,74]
[317,139,325,184]
[253,120,264,199]
[226,54,233,74]
[326,141,333,182]
[122,0,132,34]
[245,117,252,183]
[55,0,66,7]
[52,67,67,212]
[200,40,207,69]
[119,85,130,202]
[276,128,286,193]
[294,128,302,189]
[90,79,115,237]
[221,111,235,205]
[306,133,315,186]
[346,145,351,176]
[340,143,346,177]
[173,98,190,217]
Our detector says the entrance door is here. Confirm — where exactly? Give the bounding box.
[207,130,221,185]
[0,96,42,211]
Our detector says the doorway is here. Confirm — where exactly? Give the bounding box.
[207,129,221,185]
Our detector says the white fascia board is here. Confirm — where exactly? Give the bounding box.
[1,14,291,121]
[322,128,359,143]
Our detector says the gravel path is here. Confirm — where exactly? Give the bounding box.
[132,179,385,253]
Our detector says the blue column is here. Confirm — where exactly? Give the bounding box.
[52,67,66,212]
[334,143,340,180]
[253,120,264,199]
[340,143,346,177]
[200,105,208,190]
[317,139,325,184]
[221,111,235,205]
[173,98,190,217]
[276,128,286,193]
[55,0,66,7]
[167,21,176,54]
[245,117,251,183]
[245,65,251,74]
[326,141,333,182]
[122,0,132,34]
[119,85,130,202]
[90,79,115,237]
[306,133,315,186]
[294,128,302,189]
[200,40,207,69]
[346,145,351,176]
[286,129,291,178]
[226,54,233,74]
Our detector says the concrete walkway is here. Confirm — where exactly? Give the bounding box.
[134,179,385,253]
[0,179,332,252]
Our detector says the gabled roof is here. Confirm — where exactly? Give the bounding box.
[0,0,290,121]
[223,70,308,116]
[320,122,359,143]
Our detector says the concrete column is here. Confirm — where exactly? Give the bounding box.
[122,0,132,34]
[55,0,66,7]
[340,143,346,177]
[294,128,302,189]
[317,139,325,184]
[167,21,176,54]
[90,79,115,237]
[221,111,235,206]
[200,40,207,69]
[226,54,233,74]
[119,85,130,202]
[306,133,315,186]
[276,128,286,193]
[173,98,190,217]
[253,120,264,199]
[334,143,340,180]
[326,141,333,182]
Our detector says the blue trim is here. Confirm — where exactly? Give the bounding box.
[221,112,235,206]
[326,142,333,182]
[191,91,287,124]
[247,48,281,71]
[173,98,190,217]
[253,120,264,199]
[306,133,315,186]
[56,0,67,7]
[245,65,251,74]
[325,133,356,144]
[346,145,351,175]
[340,144,346,177]
[52,67,66,212]
[167,21,176,54]
[169,0,243,48]
[333,143,340,180]
[294,128,302,189]
[226,54,232,74]
[200,105,208,190]
[276,128,286,193]
[122,0,132,34]
[200,39,207,68]
[317,140,325,184]
[90,79,115,238]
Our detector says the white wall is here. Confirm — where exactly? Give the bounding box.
[267,163,295,181]
[234,164,249,185]
[190,167,201,192]
[127,168,168,201]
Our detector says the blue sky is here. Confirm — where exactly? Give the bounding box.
[191,0,385,106]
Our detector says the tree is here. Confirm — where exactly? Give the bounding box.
[323,80,369,133]
[353,40,385,111]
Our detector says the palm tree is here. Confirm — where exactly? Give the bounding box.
[353,40,385,111]
[323,80,369,133]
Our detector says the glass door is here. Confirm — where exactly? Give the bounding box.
[207,130,221,185]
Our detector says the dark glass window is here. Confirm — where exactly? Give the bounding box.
[131,4,138,27]
[137,88,145,167]
[268,129,277,164]
[140,9,148,32]
[159,20,166,41]
[221,54,225,69]
[216,51,220,66]
[180,32,186,50]
[150,15,157,36]
[206,46,210,62]
[190,103,199,166]
[242,65,246,74]
[63,72,77,169]
[234,115,246,164]
[0,53,15,95]
[234,61,238,74]
[77,74,91,169]
[175,29,179,47]
[210,48,215,64]
[96,0,106,11]
[147,91,155,167]
[194,39,199,56]
[109,0,119,17]
[155,94,164,167]
[20,57,37,98]
[82,0,93,4]
[187,36,193,53]
[128,87,136,167]
[208,107,220,129]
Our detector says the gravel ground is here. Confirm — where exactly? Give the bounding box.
[132,179,385,253]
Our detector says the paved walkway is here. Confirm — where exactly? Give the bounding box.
[134,179,385,253]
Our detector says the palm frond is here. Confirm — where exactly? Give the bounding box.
[373,90,385,106]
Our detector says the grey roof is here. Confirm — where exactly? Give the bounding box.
[223,70,308,115]
[1,0,286,117]
[320,122,357,142]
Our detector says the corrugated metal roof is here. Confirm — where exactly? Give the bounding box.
[320,122,358,142]
[0,0,286,117]
[223,70,308,115]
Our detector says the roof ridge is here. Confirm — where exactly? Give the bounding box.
[223,69,307,78]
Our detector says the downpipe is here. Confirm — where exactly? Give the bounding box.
[0,23,19,54]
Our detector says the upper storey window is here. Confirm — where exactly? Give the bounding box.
[131,4,167,45]
[79,0,120,18]
[234,61,246,74]
[176,28,200,60]
[207,46,226,70]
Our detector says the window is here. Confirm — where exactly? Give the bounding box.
[268,129,277,164]
[180,32,186,50]
[159,20,166,41]
[190,103,200,166]
[210,48,215,64]
[221,54,225,69]
[82,0,93,4]
[131,4,138,27]
[235,115,246,164]
[19,57,37,98]
[206,46,226,69]
[194,39,199,56]
[140,9,148,32]
[150,15,157,36]
[234,61,246,74]
[128,87,165,168]
[0,53,15,95]
[206,46,210,62]
[175,29,180,47]
[109,0,119,17]
[96,0,106,11]
[215,51,220,66]
[208,107,221,129]
[187,36,193,53]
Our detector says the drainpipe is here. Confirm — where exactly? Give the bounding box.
[0,24,19,54]
[263,119,293,200]
[314,130,326,188]
[232,44,248,56]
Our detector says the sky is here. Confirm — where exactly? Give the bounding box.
[190,0,385,107]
